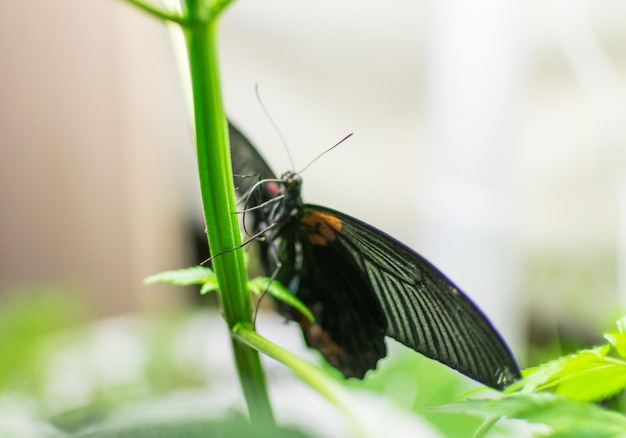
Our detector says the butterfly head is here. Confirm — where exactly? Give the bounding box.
[280,170,302,194]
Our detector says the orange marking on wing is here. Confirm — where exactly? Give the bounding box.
[295,310,346,364]
[314,211,343,232]
[302,210,343,246]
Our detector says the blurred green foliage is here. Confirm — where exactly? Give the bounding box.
[344,346,485,437]
[0,289,86,394]
[5,287,626,437]
[0,290,486,437]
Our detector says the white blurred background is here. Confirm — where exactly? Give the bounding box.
[2,0,626,362]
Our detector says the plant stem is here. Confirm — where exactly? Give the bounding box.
[183,4,274,425]
[120,0,187,24]
[233,324,371,438]
[472,415,501,438]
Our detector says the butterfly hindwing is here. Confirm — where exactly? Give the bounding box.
[271,210,387,378]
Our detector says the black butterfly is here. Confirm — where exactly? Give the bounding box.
[228,122,520,390]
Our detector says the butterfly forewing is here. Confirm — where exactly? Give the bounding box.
[229,122,276,200]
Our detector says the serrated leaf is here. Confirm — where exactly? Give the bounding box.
[554,360,626,402]
[144,269,313,322]
[435,393,626,436]
[616,315,626,334]
[199,282,219,295]
[248,277,314,322]
[606,332,626,359]
[143,266,216,287]
[508,346,622,401]
[605,315,626,359]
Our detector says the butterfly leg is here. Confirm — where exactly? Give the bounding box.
[252,235,284,328]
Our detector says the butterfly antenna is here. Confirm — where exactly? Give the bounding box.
[298,133,353,175]
[255,84,296,170]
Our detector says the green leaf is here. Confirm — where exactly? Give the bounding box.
[553,356,626,401]
[615,315,626,334]
[435,393,626,437]
[507,345,626,402]
[605,333,626,359]
[248,277,314,323]
[144,269,313,321]
[199,282,219,295]
[143,266,217,287]
[604,315,626,359]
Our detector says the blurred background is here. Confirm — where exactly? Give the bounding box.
[1,0,626,436]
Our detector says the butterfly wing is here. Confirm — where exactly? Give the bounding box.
[229,121,283,239]
[282,204,520,389]
[272,215,389,378]
[229,121,277,195]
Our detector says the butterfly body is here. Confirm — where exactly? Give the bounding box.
[229,122,520,389]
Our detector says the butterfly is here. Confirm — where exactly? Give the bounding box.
[228,121,520,390]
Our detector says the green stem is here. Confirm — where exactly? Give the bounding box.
[182,4,274,425]
[212,0,236,17]
[233,324,371,438]
[119,0,277,422]
[120,0,187,24]
[472,415,501,438]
